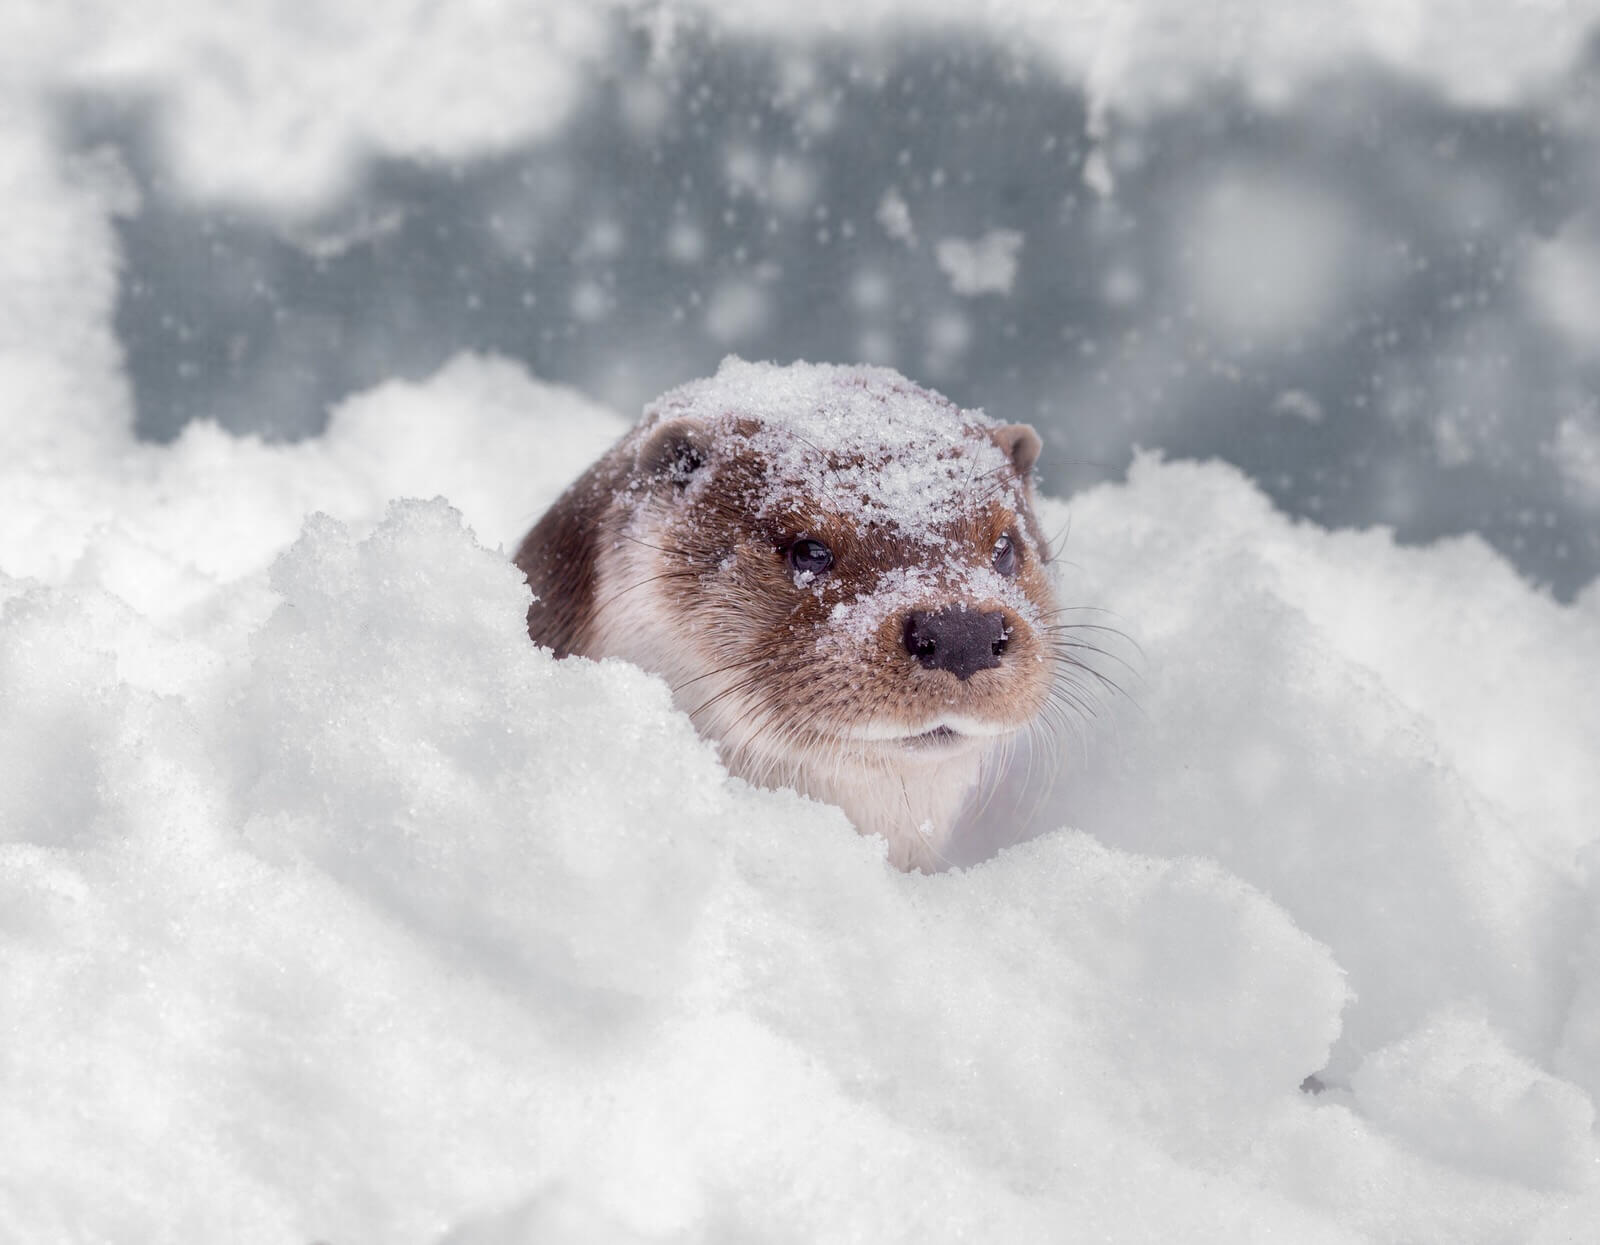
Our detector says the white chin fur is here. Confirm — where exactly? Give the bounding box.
[844,714,1016,743]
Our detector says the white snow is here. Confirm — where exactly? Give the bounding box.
[6,333,1600,1242]
[935,229,1025,297]
[642,357,1022,543]
[7,2,1596,219]
[22,2,609,216]
[4,4,1600,1242]
[826,562,1031,648]
[710,0,1600,118]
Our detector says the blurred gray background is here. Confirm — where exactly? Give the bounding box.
[71,17,1600,598]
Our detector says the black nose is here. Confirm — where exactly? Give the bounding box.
[901,606,1009,680]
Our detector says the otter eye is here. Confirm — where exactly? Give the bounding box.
[787,537,834,579]
[992,533,1018,578]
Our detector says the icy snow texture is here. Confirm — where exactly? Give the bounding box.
[644,357,1018,542]
[826,562,1026,650]
[5,335,1599,1240]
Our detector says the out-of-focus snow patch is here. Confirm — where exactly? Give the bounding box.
[700,0,1600,113]
[0,108,131,460]
[851,268,893,311]
[570,278,612,323]
[8,1,1596,219]
[1549,409,1600,510]
[1180,172,1359,344]
[618,76,671,139]
[1270,389,1325,424]
[704,278,774,344]
[923,308,972,377]
[29,2,609,215]
[663,219,707,264]
[1101,262,1143,308]
[935,229,1024,297]
[876,186,917,246]
[1522,222,1600,352]
[768,156,821,217]
[723,145,820,217]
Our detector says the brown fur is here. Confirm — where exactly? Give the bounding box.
[514,464,619,657]
[513,366,1062,870]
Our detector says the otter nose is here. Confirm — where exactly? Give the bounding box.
[901,606,1008,680]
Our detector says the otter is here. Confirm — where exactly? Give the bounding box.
[515,359,1063,871]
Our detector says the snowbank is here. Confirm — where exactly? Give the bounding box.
[3,338,1599,1239]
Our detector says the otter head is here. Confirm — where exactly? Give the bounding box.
[586,360,1062,871]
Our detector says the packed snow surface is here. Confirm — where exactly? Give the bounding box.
[5,337,1600,1240]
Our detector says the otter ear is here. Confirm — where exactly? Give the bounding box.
[992,423,1042,477]
[636,417,711,485]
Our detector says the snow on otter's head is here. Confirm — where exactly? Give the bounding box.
[586,358,1065,871]
[644,358,1034,541]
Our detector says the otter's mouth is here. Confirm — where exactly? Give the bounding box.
[846,715,1014,750]
[901,724,966,751]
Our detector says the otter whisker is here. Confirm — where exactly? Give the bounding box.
[1043,637,1137,697]
[1041,618,1142,650]
[614,531,699,559]
[591,568,703,615]
[1036,603,1125,620]
[672,656,770,695]
[1044,640,1141,687]
[1048,514,1072,561]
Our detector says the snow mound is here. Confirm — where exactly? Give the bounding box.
[2,349,1599,1242]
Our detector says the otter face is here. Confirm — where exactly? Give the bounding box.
[677,455,1057,767]
[584,362,1066,868]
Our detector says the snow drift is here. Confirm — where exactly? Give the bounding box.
[3,344,1598,1241]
